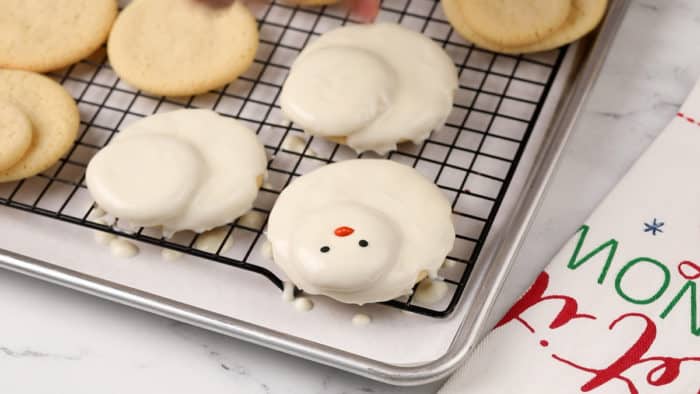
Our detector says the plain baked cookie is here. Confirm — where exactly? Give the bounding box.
[460,0,571,47]
[0,0,117,72]
[108,0,259,97]
[0,70,79,183]
[267,159,455,304]
[442,0,608,54]
[0,101,33,172]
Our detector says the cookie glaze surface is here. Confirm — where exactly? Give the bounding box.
[86,109,267,235]
[280,23,458,154]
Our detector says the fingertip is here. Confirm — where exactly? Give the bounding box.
[347,0,380,23]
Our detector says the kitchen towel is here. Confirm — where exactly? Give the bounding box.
[440,79,700,394]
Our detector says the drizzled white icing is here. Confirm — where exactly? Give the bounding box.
[86,109,267,236]
[194,226,234,254]
[268,159,455,304]
[260,239,273,260]
[90,206,106,219]
[280,23,458,154]
[293,297,313,311]
[442,258,457,268]
[352,313,371,326]
[161,248,184,261]
[238,210,266,230]
[94,230,116,245]
[109,238,139,258]
[413,278,449,305]
[282,281,295,302]
[281,134,307,153]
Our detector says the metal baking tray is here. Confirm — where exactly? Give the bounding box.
[0,0,629,385]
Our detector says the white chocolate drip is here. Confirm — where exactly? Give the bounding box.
[293,297,313,312]
[413,278,449,305]
[442,258,457,268]
[260,240,273,260]
[281,134,307,153]
[239,210,266,230]
[352,313,371,326]
[161,249,184,261]
[109,238,139,258]
[90,206,106,219]
[282,281,295,302]
[94,230,116,245]
[194,226,234,254]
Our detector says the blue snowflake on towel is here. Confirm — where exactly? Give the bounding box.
[643,218,664,236]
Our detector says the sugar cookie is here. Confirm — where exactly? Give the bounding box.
[268,159,455,305]
[460,0,571,47]
[107,0,259,97]
[442,0,607,54]
[0,0,117,72]
[280,23,458,154]
[0,101,33,172]
[86,109,268,236]
[0,70,79,183]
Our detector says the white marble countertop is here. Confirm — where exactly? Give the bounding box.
[2,1,699,393]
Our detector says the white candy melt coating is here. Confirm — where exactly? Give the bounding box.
[109,238,139,258]
[282,281,295,302]
[268,159,455,305]
[161,249,184,261]
[86,109,267,235]
[238,210,266,230]
[94,230,116,245]
[293,297,313,311]
[90,206,106,219]
[88,134,203,225]
[352,313,371,326]
[282,46,396,137]
[194,226,234,254]
[413,278,449,305]
[443,258,457,268]
[281,134,307,153]
[280,23,458,154]
[261,239,273,260]
[114,221,140,234]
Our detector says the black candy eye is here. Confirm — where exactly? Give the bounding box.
[320,246,330,253]
[358,240,368,247]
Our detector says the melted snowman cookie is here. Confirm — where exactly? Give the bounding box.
[267,159,455,304]
[280,23,458,155]
[86,109,267,236]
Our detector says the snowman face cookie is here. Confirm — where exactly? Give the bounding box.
[291,202,400,292]
[267,159,455,305]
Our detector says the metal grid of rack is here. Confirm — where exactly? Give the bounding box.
[0,0,566,318]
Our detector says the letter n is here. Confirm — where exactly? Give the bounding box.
[567,225,618,284]
[660,281,699,336]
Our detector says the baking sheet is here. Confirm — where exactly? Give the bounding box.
[0,43,577,369]
[0,2,576,365]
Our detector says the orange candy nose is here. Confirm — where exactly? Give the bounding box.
[334,226,354,237]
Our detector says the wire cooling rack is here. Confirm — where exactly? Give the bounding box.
[0,0,566,318]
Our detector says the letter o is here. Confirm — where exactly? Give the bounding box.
[615,257,670,305]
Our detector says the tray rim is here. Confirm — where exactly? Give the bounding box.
[0,0,629,385]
